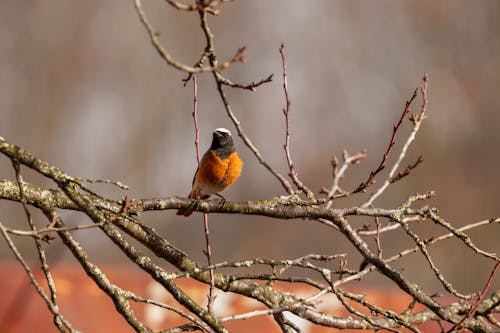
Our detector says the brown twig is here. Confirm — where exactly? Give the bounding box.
[190,75,216,314]
[217,73,274,91]
[192,76,201,164]
[353,88,418,194]
[183,53,272,90]
[362,75,429,208]
[279,42,314,198]
[390,156,424,184]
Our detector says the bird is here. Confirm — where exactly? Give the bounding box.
[176,128,243,217]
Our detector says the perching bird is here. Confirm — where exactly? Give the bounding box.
[176,128,243,216]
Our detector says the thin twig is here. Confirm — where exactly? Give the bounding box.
[324,150,367,203]
[191,75,216,314]
[4,222,105,238]
[362,75,429,207]
[279,42,314,198]
[394,214,472,300]
[353,88,418,194]
[390,156,424,184]
[217,73,274,91]
[74,177,129,190]
[192,76,201,164]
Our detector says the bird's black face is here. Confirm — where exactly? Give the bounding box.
[210,129,235,158]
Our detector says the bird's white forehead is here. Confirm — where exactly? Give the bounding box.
[214,128,231,135]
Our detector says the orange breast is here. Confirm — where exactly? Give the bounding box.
[224,152,243,187]
[191,151,242,197]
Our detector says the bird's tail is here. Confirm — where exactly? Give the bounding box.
[176,190,208,217]
[176,209,194,217]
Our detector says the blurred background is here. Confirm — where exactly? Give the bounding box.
[0,0,498,295]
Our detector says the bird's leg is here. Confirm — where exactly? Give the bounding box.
[191,199,199,211]
[193,195,210,213]
[215,193,226,209]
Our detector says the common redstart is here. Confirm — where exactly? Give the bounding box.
[177,128,243,217]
